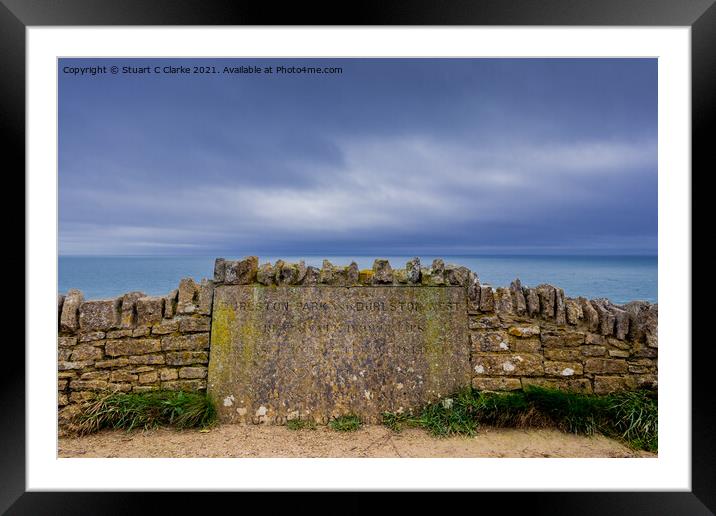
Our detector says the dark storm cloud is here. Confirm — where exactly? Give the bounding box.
[59,58,657,255]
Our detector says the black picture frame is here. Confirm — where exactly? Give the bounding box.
[5,0,712,513]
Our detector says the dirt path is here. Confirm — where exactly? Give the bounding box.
[58,424,654,458]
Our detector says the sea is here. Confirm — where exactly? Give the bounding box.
[58,255,657,305]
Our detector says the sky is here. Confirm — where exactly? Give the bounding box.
[58,58,657,256]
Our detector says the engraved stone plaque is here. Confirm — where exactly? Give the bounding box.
[208,285,470,424]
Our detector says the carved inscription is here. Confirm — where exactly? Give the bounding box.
[208,286,470,424]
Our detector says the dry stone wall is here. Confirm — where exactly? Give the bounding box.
[58,256,657,426]
[57,277,215,426]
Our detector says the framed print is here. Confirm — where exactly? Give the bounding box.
[6,0,713,512]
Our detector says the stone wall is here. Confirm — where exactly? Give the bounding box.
[57,277,215,426]
[57,256,657,426]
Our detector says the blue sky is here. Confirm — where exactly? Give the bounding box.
[59,58,657,256]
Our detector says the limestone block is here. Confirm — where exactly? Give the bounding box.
[136,296,165,326]
[161,333,210,351]
[472,353,544,376]
[544,361,583,377]
[105,338,161,356]
[471,377,522,391]
[60,289,84,332]
[79,299,121,331]
[120,291,145,329]
[584,358,628,374]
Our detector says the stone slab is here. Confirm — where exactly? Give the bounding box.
[208,285,470,424]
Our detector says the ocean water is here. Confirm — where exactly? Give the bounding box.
[59,255,657,305]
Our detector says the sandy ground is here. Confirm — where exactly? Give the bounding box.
[58,424,654,458]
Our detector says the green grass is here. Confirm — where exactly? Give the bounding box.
[286,418,317,431]
[382,386,657,452]
[329,414,362,432]
[72,390,217,436]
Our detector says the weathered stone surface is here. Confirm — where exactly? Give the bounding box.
[472,331,511,352]
[106,329,133,339]
[522,377,592,394]
[466,272,481,312]
[133,385,159,393]
[163,290,178,319]
[165,351,209,366]
[479,286,495,312]
[584,358,628,374]
[136,296,164,326]
[209,285,470,424]
[536,284,556,319]
[624,302,658,348]
[544,361,583,377]
[406,257,421,284]
[110,371,138,383]
[612,306,630,340]
[132,327,151,337]
[60,288,84,332]
[177,278,199,314]
[94,358,129,369]
[524,287,540,317]
[372,259,393,284]
[472,377,522,391]
[105,338,161,357]
[198,279,214,315]
[128,354,166,365]
[224,256,259,285]
[471,316,500,330]
[510,279,527,315]
[58,294,67,324]
[592,299,615,336]
[445,265,470,286]
[78,331,105,343]
[120,291,145,328]
[213,258,226,283]
[151,320,179,335]
[303,266,320,285]
[593,375,637,395]
[161,333,209,351]
[276,260,307,285]
[160,368,179,381]
[257,263,276,285]
[581,345,607,357]
[544,348,582,361]
[319,260,336,284]
[429,259,446,285]
[179,367,207,379]
[69,380,108,391]
[585,333,604,345]
[346,262,360,285]
[555,288,566,325]
[494,287,514,316]
[58,336,77,348]
[508,336,542,353]
[608,349,630,358]
[138,371,158,384]
[79,299,121,331]
[472,353,544,376]
[80,371,109,381]
[540,330,585,348]
[162,379,207,391]
[565,298,583,325]
[179,317,211,333]
[579,297,599,332]
[69,345,103,362]
[508,324,540,338]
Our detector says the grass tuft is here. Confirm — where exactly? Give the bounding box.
[72,390,216,436]
[286,418,317,431]
[382,386,657,452]
[329,414,362,432]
